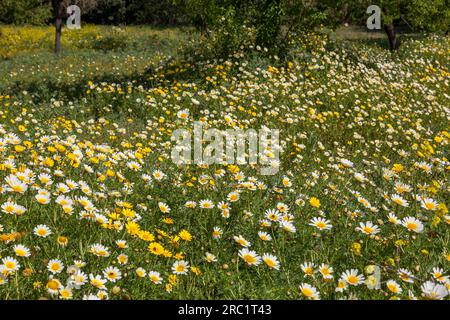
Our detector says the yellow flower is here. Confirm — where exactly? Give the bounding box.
[351,242,361,255]
[14,145,25,152]
[148,242,164,255]
[191,266,202,276]
[125,221,140,236]
[168,274,177,285]
[43,157,54,167]
[392,163,404,173]
[174,252,184,260]
[46,279,60,291]
[309,197,321,208]
[437,203,448,216]
[57,236,68,246]
[162,217,174,224]
[431,216,441,227]
[162,250,173,258]
[178,229,192,241]
[122,208,136,219]
[395,239,407,247]
[138,231,155,242]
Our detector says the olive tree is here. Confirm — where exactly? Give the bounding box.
[379,0,449,50]
[336,0,450,51]
[51,0,99,54]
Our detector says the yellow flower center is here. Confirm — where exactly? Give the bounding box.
[406,222,417,230]
[316,222,326,229]
[363,226,374,233]
[51,263,60,271]
[176,265,185,272]
[301,288,313,297]
[150,275,159,282]
[264,258,276,268]
[243,254,256,264]
[425,203,435,210]
[47,280,59,290]
[61,290,71,298]
[347,275,358,284]
[12,185,24,192]
[388,284,398,293]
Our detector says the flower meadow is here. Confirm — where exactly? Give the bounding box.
[0,26,449,300]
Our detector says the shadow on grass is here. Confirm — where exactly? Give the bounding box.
[339,31,432,52]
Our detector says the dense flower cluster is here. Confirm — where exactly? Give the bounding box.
[0,28,449,300]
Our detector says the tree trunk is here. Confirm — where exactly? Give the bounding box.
[52,0,63,54]
[384,23,400,52]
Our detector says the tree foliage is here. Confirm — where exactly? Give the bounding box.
[174,0,334,58]
[1,0,449,55]
[0,0,52,25]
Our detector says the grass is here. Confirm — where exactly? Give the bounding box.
[0,25,449,300]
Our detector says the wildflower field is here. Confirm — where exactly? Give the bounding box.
[0,25,449,300]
